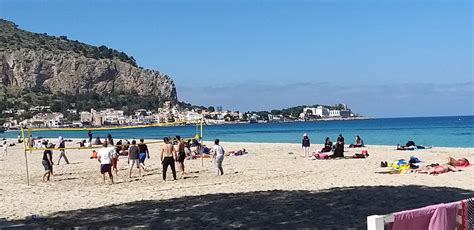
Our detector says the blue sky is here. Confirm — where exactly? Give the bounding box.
[1,0,472,117]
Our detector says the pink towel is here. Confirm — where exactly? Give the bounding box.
[392,202,458,230]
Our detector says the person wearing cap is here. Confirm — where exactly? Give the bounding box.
[57,136,69,165]
[42,143,54,181]
[302,133,310,157]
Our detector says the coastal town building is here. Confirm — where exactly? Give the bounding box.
[1,101,361,129]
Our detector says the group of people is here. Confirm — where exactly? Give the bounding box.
[382,156,470,175]
[302,133,363,158]
[41,136,69,181]
[41,131,226,185]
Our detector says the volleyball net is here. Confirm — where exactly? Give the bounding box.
[20,120,204,152]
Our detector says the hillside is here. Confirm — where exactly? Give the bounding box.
[0,18,177,114]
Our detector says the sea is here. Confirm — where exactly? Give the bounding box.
[1,116,473,147]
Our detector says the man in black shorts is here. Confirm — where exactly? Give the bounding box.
[42,143,54,181]
[176,136,186,174]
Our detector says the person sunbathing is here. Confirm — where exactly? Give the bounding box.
[229,148,247,156]
[447,157,470,167]
[397,140,431,150]
[415,164,461,175]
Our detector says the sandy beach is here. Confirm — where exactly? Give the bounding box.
[0,139,473,228]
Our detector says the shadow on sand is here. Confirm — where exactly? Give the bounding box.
[10,185,474,229]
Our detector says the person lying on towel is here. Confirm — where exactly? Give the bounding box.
[414,164,461,175]
[447,157,470,167]
[397,140,429,150]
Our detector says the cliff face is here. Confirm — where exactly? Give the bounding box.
[0,19,177,103]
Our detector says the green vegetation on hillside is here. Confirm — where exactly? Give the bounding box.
[0,19,137,66]
[1,86,169,116]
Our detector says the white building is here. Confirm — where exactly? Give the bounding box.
[315,106,330,117]
[29,112,64,128]
[303,107,317,115]
[80,111,92,123]
[186,112,203,122]
[329,110,341,117]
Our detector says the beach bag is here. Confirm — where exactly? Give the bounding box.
[314,153,329,159]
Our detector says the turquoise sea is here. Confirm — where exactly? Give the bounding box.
[1,116,473,147]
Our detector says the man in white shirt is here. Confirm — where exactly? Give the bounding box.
[98,141,114,185]
[212,139,225,176]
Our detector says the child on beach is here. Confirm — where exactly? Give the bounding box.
[2,141,7,156]
[302,133,310,157]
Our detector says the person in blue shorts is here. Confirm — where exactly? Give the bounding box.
[138,138,150,170]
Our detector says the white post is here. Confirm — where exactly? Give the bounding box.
[367,215,385,230]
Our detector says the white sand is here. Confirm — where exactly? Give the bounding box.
[0,138,473,227]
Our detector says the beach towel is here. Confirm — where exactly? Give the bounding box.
[457,198,474,229]
[313,153,329,159]
[392,202,458,230]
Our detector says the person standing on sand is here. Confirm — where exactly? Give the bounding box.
[302,133,310,157]
[128,140,142,178]
[42,143,54,181]
[176,136,186,174]
[88,130,93,144]
[111,142,119,175]
[107,134,114,146]
[211,139,225,176]
[2,141,7,156]
[161,137,177,181]
[98,141,114,185]
[57,136,70,165]
[138,138,150,170]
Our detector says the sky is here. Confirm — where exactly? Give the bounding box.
[1,0,472,118]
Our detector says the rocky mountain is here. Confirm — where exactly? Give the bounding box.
[0,19,177,106]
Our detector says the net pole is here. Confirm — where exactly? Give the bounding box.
[27,128,31,154]
[200,119,204,167]
[21,127,30,186]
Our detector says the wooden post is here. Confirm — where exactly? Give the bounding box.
[21,127,30,186]
[200,119,204,167]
